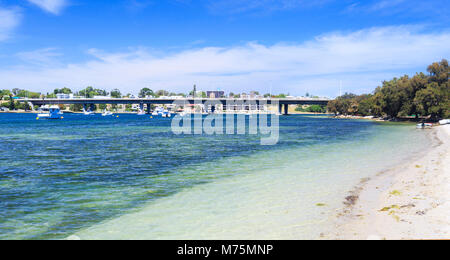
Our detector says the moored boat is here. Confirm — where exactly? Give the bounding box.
[102,110,114,116]
[37,106,62,120]
[439,119,450,125]
[417,123,433,129]
[152,107,171,117]
[83,108,95,115]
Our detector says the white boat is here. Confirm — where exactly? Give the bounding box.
[417,123,433,129]
[153,107,164,116]
[37,106,62,119]
[152,107,171,117]
[102,110,114,116]
[83,108,95,115]
[439,119,450,125]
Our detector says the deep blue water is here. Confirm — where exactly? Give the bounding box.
[0,113,397,239]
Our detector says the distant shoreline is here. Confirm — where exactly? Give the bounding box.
[0,111,330,115]
[330,114,445,124]
[329,125,450,240]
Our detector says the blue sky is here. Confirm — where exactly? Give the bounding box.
[0,0,449,96]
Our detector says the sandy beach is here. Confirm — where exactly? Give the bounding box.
[330,125,450,240]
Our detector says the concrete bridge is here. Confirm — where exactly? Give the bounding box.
[19,97,330,115]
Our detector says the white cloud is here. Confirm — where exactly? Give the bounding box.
[369,0,406,11]
[347,0,449,20]
[0,7,21,41]
[16,48,62,66]
[1,26,449,96]
[207,0,329,14]
[27,0,68,15]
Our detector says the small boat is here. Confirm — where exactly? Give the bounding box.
[102,110,114,116]
[417,123,433,129]
[37,106,62,119]
[83,108,95,115]
[439,119,450,125]
[152,107,164,116]
[152,107,171,117]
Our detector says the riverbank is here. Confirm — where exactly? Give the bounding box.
[329,125,450,240]
[331,114,443,123]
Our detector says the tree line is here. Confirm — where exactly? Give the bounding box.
[327,59,449,120]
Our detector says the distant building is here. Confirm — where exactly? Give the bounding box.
[207,91,225,99]
[249,91,261,99]
[56,93,74,99]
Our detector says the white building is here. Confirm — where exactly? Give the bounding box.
[56,93,74,99]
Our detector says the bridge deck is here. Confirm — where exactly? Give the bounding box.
[20,98,330,106]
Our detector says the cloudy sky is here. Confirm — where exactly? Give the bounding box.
[0,0,449,97]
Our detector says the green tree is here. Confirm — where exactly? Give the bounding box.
[0,90,11,100]
[139,88,154,98]
[308,105,327,113]
[357,95,374,116]
[54,87,72,94]
[69,104,83,112]
[427,59,449,85]
[110,89,122,98]
[15,89,41,98]
[413,59,449,119]
[155,90,169,97]
[414,82,447,120]
[12,88,20,95]
[8,95,15,110]
[77,87,108,98]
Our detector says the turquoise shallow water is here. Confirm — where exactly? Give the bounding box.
[0,113,429,239]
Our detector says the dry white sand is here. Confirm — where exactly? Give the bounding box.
[329,125,450,240]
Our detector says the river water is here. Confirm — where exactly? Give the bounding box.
[0,113,429,239]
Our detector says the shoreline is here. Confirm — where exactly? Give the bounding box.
[328,125,450,240]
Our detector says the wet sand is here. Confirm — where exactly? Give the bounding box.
[329,125,450,240]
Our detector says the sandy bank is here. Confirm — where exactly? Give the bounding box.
[329,125,450,240]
